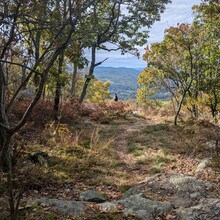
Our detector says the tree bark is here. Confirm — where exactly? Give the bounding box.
[53,52,64,124]
[79,46,96,103]
[210,90,218,119]
[174,90,187,126]
[70,62,78,104]
[0,64,11,170]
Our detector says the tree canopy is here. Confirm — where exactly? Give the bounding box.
[137,0,220,125]
[0,0,171,170]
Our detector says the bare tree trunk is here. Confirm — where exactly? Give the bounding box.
[21,67,26,90]
[79,78,91,104]
[70,62,78,104]
[210,90,218,119]
[53,52,64,124]
[174,90,187,126]
[79,46,96,103]
[0,64,11,170]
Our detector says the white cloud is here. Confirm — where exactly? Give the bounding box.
[92,0,202,68]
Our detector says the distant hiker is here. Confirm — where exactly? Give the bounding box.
[114,93,118,101]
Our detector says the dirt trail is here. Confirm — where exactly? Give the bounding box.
[111,114,220,193]
[113,115,153,173]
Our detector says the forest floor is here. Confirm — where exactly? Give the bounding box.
[0,101,220,219]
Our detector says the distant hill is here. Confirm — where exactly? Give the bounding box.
[94,66,141,100]
[94,66,171,101]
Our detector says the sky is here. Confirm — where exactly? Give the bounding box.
[92,0,202,69]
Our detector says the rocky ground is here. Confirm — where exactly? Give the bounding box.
[1,109,220,219]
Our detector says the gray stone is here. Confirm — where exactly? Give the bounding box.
[121,186,142,200]
[176,198,220,220]
[98,201,118,212]
[27,199,89,216]
[145,174,212,208]
[99,174,217,219]
[195,158,210,175]
[172,175,212,208]
[120,194,173,219]
[79,190,106,203]
[26,174,218,219]
[17,88,34,100]
[99,193,172,220]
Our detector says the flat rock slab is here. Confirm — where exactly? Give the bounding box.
[104,174,218,219]
[145,174,212,208]
[177,198,220,220]
[27,199,92,216]
[79,189,106,203]
[26,174,219,219]
[99,193,172,220]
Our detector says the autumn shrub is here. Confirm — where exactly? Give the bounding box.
[10,100,130,131]
[10,100,53,126]
[70,101,130,121]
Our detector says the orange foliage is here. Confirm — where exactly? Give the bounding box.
[9,100,130,127]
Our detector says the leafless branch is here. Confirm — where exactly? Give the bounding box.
[0,122,10,132]
[0,59,41,75]
[94,57,108,67]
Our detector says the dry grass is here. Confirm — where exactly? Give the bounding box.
[1,100,220,219]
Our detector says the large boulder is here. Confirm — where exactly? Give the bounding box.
[146,174,212,208]
[27,199,92,217]
[99,193,172,220]
[26,174,219,219]
[176,198,220,220]
[99,173,216,219]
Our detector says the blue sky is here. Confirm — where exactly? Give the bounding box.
[91,0,202,69]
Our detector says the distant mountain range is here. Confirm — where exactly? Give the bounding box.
[94,66,171,101]
[94,66,141,100]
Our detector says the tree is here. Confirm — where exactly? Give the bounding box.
[139,0,220,124]
[140,23,202,125]
[137,67,160,104]
[86,79,111,103]
[0,1,96,219]
[78,0,171,103]
[193,0,220,118]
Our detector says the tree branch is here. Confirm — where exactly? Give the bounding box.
[94,57,108,67]
[0,59,41,75]
[0,122,10,132]
[98,46,120,52]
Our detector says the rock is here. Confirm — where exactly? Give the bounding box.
[79,190,106,203]
[146,174,212,208]
[120,194,173,219]
[99,193,172,220]
[17,88,34,100]
[206,140,216,149]
[177,198,220,220]
[170,175,210,208]
[138,173,162,184]
[27,199,91,216]
[26,174,218,219]
[195,158,210,175]
[120,186,142,200]
[98,201,118,212]
[27,151,49,166]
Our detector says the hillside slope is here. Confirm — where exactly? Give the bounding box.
[94,66,141,100]
[94,66,171,101]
